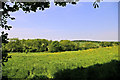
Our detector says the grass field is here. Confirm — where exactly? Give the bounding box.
[2,46,119,79]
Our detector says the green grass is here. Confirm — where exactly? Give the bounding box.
[2,46,119,79]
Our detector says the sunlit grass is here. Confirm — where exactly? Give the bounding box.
[3,46,119,79]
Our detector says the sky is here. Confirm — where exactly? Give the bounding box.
[2,2,118,41]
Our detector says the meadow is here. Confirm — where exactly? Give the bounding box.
[2,46,120,80]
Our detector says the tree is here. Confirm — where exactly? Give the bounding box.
[39,39,49,52]
[74,42,80,50]
[31,39,49,52]
[59,40,75,51]
[5,38,23,52]
[0,31,11,66]
[48,41,61,52]
[100,42,113,47]
[79,42,100,50]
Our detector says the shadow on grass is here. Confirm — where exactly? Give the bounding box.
[53,60,120,80]
[2,60,120,80]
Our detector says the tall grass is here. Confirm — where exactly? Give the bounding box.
[2,46,119,79]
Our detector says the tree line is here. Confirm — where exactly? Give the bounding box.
[2,38,120,53]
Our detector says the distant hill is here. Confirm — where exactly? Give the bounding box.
[72,40,101,43]
[72,40,118,43]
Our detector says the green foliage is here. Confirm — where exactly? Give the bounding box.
[2,38,120,53]
[0,31,10,66]
[60,40,75,51]
[93,1,99,8]
[48,41,61,52]
[80,42,100,50]
[6,38,23,52]
[100,42,113,47]
[74,42,80,50]
[1,31,8,43]
[2,38,49,53]
[2,46,119,79]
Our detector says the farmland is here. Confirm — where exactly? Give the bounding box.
[2,46,120,80]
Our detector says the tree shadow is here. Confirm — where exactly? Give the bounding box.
[2,60,120,80]
[53,60,120,80]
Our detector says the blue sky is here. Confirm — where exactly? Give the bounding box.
[5,2,118,41]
